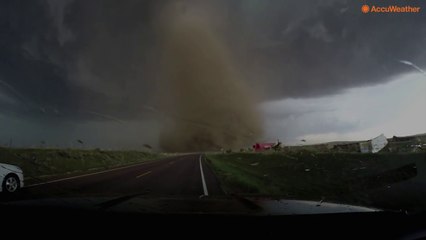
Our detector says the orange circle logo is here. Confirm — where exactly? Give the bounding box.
[361,5,370,13]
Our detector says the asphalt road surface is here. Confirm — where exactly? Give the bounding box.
[5,154,224,200]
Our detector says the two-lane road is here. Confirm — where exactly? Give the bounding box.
[17,154,224,199]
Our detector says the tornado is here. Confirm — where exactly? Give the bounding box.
[158,9,263,152]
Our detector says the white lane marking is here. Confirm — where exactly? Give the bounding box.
[26,160,160,187]
[136,171,152,179]
[199,155,209,196]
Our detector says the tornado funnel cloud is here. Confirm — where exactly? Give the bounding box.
[158,10,262,152]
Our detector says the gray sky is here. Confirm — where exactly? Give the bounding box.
[0,0,425,149]
[261,72,426,145]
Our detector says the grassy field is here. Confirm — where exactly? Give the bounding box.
[0,148,163,185]
[207,152,426,210]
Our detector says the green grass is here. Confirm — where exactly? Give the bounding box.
[0,148,163,185]
[207,152,426,207]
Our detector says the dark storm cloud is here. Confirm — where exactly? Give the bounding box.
[233,0,426,99]
[0,0,164,122]
[0,0,113,122]
[0,0,425,121]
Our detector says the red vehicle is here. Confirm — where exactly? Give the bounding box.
[253,143,275,152]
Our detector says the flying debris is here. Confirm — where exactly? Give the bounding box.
[77,139,84,144]
[339,7,349,13]
[142,105,158,113]
[301,139,306,142]
[371,134,388,153]
[272,140,282,151]
[0,79,28,103]
[398,60,426,75]
[85,111,124,124]
[0,79,33,109]
[359,134,388,153]
[143,144,152,149]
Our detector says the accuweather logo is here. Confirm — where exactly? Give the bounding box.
[361,5,370,13]
[361,4,421,13]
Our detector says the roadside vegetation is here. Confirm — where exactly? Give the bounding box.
[206,152,426,210]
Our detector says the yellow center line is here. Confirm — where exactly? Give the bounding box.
[136,171,152,179]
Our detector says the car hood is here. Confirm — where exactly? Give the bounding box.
[0,196,380,215]
[0,163,22,173]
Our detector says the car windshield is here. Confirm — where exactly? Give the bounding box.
[0,0,425,215]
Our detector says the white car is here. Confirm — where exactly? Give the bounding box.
[0,163,24,193]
